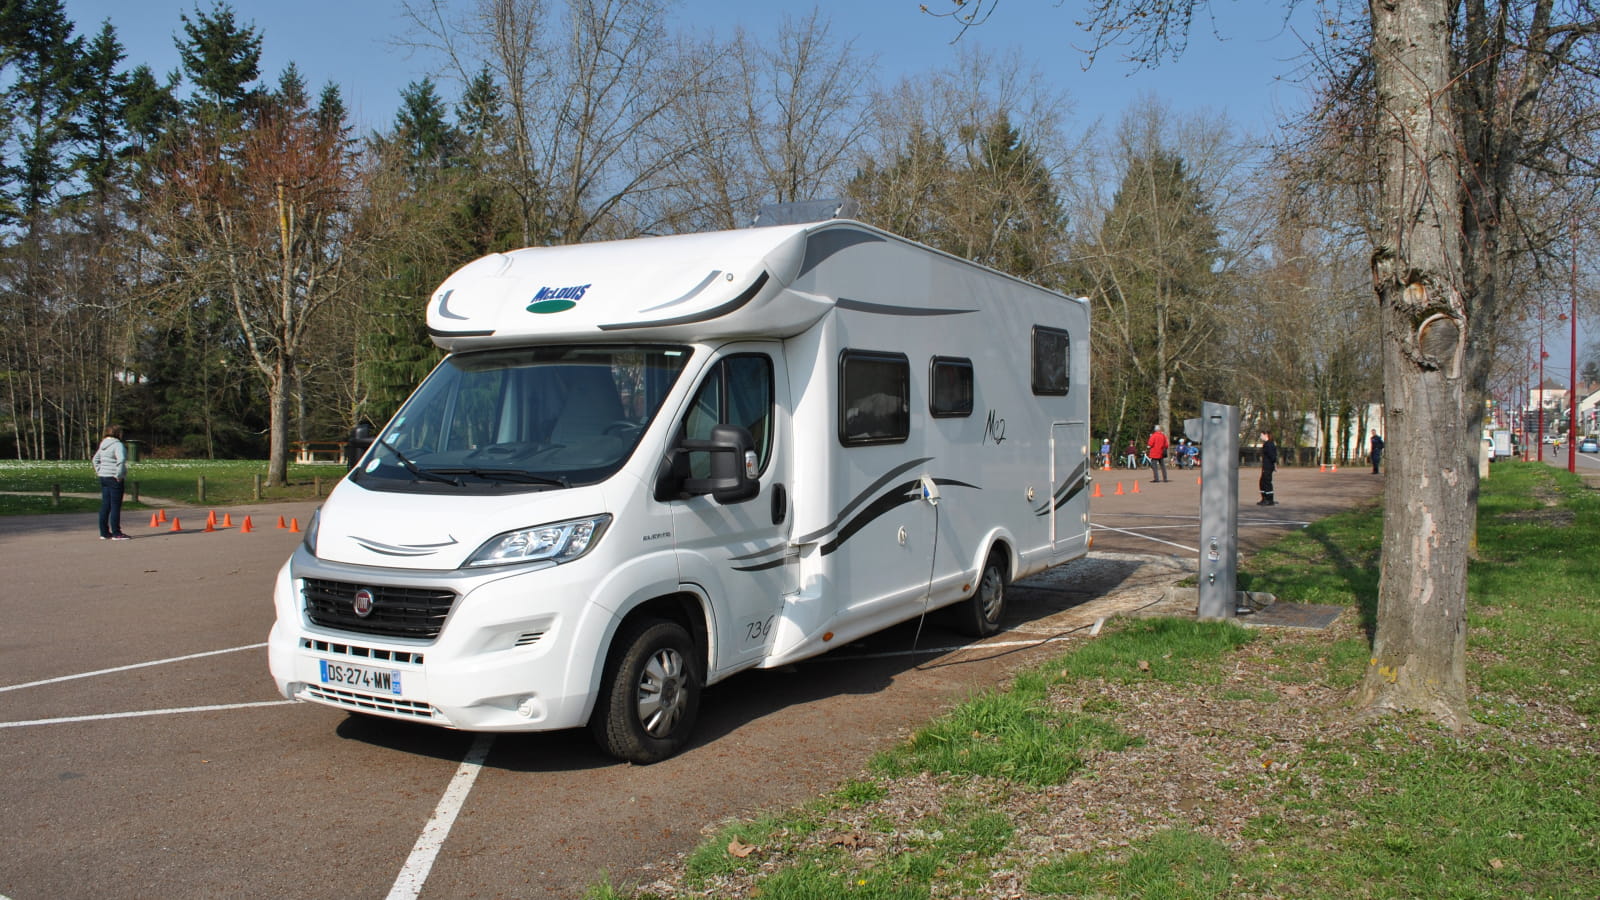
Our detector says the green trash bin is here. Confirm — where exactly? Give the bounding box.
[125,440,141,462]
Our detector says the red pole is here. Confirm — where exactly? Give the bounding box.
[1570,220,1580,473]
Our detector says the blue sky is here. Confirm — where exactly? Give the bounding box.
[61,0,1317,135]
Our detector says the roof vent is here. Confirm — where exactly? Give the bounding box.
[751,199,858,228]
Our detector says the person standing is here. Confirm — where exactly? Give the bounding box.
[1099,436,1111,469]
[1369,430,1384,474]
[1147,424,1170,483]
[92,424,131,540]
[1258,431,1278,506]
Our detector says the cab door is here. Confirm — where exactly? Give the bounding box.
[667,345,794,672]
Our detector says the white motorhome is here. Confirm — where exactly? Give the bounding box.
[268,219,1091,762]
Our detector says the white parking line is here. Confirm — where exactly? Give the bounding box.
[0,643,267,693]
[0,700,295,728]
[1091,523,1199,553]
[388,734,495,900]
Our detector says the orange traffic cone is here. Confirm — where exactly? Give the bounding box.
[1132,480,1141,494]
[150,512,160,528]
[1330,464,1338,473]
[1114,482,1124,496]
[1318,463,1326,473]
[222,513,234,528]
[156,508,168,524]
[1092,482,1103,498]
[289,517,301,533]
[206,509,217,527]
[241,516,254,533]
[204,519,215,532]
[1196,475,1202,485]
[169,517,182,532]
[276,515,287,529]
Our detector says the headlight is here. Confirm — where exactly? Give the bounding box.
[302,509,321,556]
[465,514,612,568]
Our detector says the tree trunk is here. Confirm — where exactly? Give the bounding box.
[1353,0,1471,729]
[268,356,291,487]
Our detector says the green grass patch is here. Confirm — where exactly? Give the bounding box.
[1246,724,1600,898]
[1030,827,1236,898]
[0,458,339,507]
[1057,617,1255,684]
[871,666,1138,787]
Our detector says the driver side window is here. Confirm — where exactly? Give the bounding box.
[684,354,774,478]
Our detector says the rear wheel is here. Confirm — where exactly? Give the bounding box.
[954,551,1008,637]
[590,618,701,764]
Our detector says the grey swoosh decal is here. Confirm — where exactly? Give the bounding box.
[795,457,931,544]
[599,271,770,331]
[639,270,722,313]
[798,228,887,277]
[352,535,460,557]
[435,289,468,320]
[836,298,978,317]
[1034,460,1090,516]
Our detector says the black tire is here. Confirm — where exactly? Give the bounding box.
[954,552,1008,637]
[590,618,701,764]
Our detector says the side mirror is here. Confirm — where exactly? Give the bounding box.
[680,424,760,504]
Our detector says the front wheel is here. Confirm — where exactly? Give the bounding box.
[954,552,1008,637]
[590,618,701,764]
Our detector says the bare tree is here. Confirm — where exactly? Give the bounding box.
[144,104,364,485]
[402,0,723,244]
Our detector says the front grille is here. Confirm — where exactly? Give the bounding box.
[300,683,439,719]
[303,578,456,639]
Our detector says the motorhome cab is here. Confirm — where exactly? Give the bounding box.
[268,219,1091,763]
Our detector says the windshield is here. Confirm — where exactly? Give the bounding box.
[353,345,692,494]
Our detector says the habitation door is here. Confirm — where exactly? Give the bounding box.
[1051,422,1090,558]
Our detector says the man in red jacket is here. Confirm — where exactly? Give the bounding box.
[1147,424,1170,483]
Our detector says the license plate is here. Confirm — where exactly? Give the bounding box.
[318,660,403,695]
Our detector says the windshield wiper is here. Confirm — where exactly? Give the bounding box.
[429,467,571,488]
[378,438,461,486]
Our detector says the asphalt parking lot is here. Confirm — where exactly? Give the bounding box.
[0,466,1379,899]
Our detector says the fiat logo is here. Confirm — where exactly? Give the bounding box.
[352,588,375,618]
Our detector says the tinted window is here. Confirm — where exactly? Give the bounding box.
[683,354,775,477]
[930,356,974,418]
[1032,327,1070,395]
[840,350,910,445]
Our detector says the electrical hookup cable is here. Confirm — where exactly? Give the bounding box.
[908,482,941,655]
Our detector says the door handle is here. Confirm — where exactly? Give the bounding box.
[771,483,787,525]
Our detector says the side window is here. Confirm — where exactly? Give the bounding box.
[1031,327,1070,396]
[684,354,774,477]
[929,356,974,418]
[840,350,910,445]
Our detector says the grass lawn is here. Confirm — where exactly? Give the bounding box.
[589,461,1600,899]
[0,458,340,514]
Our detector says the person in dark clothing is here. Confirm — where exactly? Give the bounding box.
[1257,431,1278,505]
[1369,430,1384,474]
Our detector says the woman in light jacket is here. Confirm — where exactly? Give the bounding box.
[92,425,130,540]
